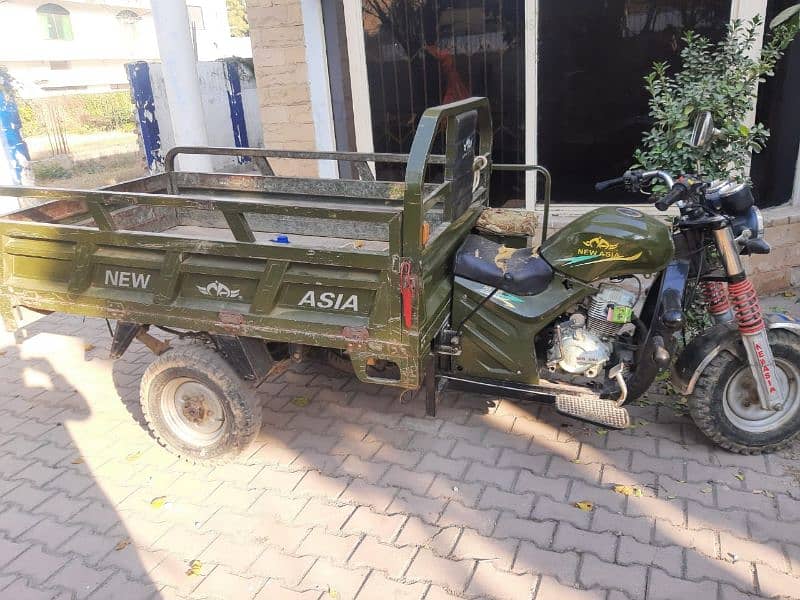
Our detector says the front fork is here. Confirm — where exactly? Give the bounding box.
[712,226,786,410]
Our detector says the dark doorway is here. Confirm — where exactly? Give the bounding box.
[750,0,800,208]
[537,0,732,204]
[362,0,526,206]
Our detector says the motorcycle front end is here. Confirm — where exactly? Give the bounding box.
[662,113,800,454]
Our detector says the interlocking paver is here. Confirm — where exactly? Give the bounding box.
[513,541,579,584]
[249,547,315,585]
[300,559,370,600]
[552,522,617,561]
[342,506,405,542]
[478,485,534,516]
[297,528,360,564]
[466,562,538,600]
[2,314,800,600]
[405,547,474,592]
[647,568,718,600]
[426,475,482,507]
[439,501,499,537]
[349,535,415,577]
[356,570,427,600]
[579,553,647,598]
[451,528,517,571]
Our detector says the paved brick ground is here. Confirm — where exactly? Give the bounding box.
[1,313,800,599]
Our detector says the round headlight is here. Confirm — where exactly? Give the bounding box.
[752,206,764,239]
[732,205,764,240]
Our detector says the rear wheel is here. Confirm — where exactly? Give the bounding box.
[689,329,800,454]
[140,344,261,464]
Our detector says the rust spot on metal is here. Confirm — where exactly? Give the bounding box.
[343,326,369,342]
[218,311,245,325]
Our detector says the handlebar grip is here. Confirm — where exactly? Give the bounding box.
[595,177,626,192]
[655,183,688,211]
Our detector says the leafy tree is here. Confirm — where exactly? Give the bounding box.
[634,6,800,184]
[226,0,249,38]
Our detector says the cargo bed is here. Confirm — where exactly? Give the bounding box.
[0,98,497,389]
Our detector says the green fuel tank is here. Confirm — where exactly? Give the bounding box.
[539,206,674,283]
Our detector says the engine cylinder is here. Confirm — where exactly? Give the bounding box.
[587,285,636,338]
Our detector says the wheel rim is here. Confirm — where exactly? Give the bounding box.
[160,377,226,446]
[723,358,800,433]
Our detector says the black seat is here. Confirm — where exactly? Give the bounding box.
[453,234,553,296]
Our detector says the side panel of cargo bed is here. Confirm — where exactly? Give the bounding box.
[0,215,416,384]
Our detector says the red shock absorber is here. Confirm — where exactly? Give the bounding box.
[701,281,731,317]
[727,279,765,334]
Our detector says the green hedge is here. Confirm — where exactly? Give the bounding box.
[19,91,136,137]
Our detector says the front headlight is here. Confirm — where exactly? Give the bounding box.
[732,206,764,240]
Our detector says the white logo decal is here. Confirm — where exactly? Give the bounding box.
[298,290,359,312]
[105,269,151,289]
[463,136,474,153]
[197,280,241,299]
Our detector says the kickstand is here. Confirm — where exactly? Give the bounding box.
[425,356,437,417]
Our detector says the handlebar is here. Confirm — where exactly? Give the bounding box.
[655,182,688,211]
[594,177,626,192]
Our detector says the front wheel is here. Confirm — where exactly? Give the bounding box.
[140,344,261,464]
[689,329,800,454]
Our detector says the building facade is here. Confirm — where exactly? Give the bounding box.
[247,0,800,290]
[0,0,248,98]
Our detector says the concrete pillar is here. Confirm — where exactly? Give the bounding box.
[150,0,214,173]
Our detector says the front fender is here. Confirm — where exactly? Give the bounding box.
[671,313,800,395]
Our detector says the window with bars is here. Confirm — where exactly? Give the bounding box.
[363,0,526,207]
[37,3,73,41]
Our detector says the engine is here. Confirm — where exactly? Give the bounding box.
[546,284,637,378]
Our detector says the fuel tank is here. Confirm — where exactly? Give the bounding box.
[539,206,674,282]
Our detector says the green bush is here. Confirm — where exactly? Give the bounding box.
[33,162,72,180]
[18,91,136,137]
[634,7,800,185]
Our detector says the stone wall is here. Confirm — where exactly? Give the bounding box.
[246,0,317,177]
[746,205,800,294]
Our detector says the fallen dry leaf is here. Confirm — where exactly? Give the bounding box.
[353,240,364,249]
[150,496,167,509]
[186,559,202,576]
[114,539,130,551]
[783,291,796,298]
[700,486,712,494]
[734,471,745,481]
[292,396,310,408]
[126,451,142,462]
[752,489,775,499]
[574,501,594,512]
[71,457,84,465]
[84,343,95,352]
[0,350,6,356]
[613,484,643,497]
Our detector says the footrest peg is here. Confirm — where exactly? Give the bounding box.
[555,394,630,429]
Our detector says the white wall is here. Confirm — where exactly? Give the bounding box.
[147,60,262,172]
[0,0,250,98]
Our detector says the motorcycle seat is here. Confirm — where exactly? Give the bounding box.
[453,234,553,296]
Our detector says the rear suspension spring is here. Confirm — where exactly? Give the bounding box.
[728,279,764,334]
